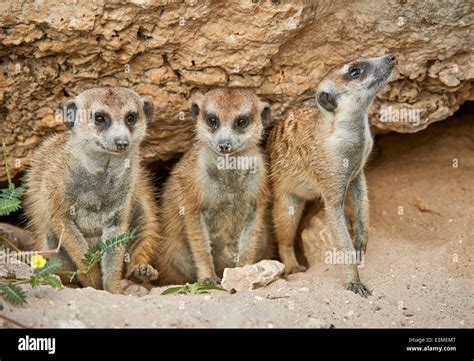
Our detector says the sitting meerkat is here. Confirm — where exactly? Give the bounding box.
[158,88,271,285]
[24,87,160,294]
[268,54,396,296]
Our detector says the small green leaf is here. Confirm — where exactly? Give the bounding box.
[196,284,226,292]
[1,185,26,200]
[99,228,136,252]
[160,286,186,295]
[42,275,62,289]
[0,198,21,216]
[31,275,40,288]
[0,284,27,305]
[81,250,102,268]
[195,289,210,295]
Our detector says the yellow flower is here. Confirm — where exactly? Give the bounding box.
[31,254,47,269]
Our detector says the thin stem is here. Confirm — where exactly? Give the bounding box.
[2,141,12,186]
[0,313,29,328]
[0,279,30,286]
[0,234,21,252]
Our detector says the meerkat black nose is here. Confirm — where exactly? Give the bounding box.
[386,54,396,64]
[114,138,129,152]
[217,140,232,154]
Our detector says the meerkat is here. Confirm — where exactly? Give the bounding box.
[158,88,271,285]
[23,87,160,294]
[268,54,396,296]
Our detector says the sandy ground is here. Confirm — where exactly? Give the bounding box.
[0,111,472,328]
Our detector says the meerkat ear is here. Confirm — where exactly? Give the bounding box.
[260,102,272,127]
[191,97,203,122]
[60,99,77,129]
[317,91,337,112]
[142,98,154,125]
[191,102,200,122]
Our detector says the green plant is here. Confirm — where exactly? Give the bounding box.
[68,228,136,282]
[0,256,63,305]
[0,229,136,305]
[0,143,25,216]
[161,281,226,295]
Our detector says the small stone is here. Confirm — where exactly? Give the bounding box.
[221,260,285,292]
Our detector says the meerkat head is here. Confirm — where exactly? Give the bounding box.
[191,88,271,155]
[316,54,396,115]
[60,87,154,155]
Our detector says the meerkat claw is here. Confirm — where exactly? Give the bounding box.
[200,277,221,285]
[132,264,159,281]
[346,281,371,297]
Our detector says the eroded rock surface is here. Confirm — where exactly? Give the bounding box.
[0,0,472,182]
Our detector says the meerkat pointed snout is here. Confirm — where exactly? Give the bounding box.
[157,88,271,285]
[268,54,395,297]
[24,87,160,294]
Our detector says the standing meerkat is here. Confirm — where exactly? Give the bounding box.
[23,87,160,294]
[268,54,396,296]
[158,88,271,285]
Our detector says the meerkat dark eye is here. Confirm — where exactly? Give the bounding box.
[205,114,219,130]
[94,113,106,125]
[348,67,362,79]
[125,112,137,125]
[235,115,250,128]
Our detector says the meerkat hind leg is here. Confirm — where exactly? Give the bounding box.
[273,193,307,275]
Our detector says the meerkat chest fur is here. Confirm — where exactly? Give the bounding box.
[328,113,373,178]
[65,153,134,244]
[197,147,264,264]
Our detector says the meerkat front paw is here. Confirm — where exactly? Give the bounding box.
[346,281,371,297]
[284,264,307,276]
[132,264,159,281]
[200,276,221,285]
